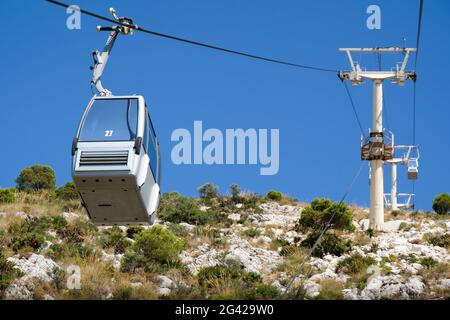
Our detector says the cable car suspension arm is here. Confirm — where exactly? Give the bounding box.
[91,8,136,96]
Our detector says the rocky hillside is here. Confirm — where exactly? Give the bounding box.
[0,188,449,300]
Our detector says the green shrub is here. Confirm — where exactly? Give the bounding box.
[62,200,82,212]
[57,219,96,244]
[100,226,131,254]
[432,193,450,215]
[230,184,241,202]
[50,216,69,232]
[266,190,282,201]
[296,207,323,232]
[0,189,16,204]
[242,271,263,284]
[254,284,279,299]
[301,232,352,258]
[7,216,53,252]
[0,229,6,248]
[121,226,183,272]
[315,289,344,300]
[419,257,438,269]
[126,226,144,239]
[198,183,219,201]
[47,242,95,260]
[229,193,262,213]
[244,227,261,238]
[310,198,333,212]
[52,266,66,290]
[424,233,450,248]
[297,199,354,232]
[336,253,376,274]
[158,192,208,225]
[197,266,241,287]
[204,209,229,225]
[47,243,65,260]
[55,182,79,201]
[322,203,355,231]
[0,251,24,293]
[7,215,77,253]
[369,243,379,253]
[16,165,56,192]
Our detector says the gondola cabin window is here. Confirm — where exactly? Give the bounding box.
[79,98,138,142]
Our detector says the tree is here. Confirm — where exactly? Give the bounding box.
[198,182,219,200]
[16,165,56,192]
[230,184,241,202]
[432,193,450,215]
[230,184,240,197]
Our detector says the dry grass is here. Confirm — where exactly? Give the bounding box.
[0,191,84,224]
[417,262,450,299]
[316,278,345,300]
[349,205,368,222]
[418,262,450,285]
[351,232,371,246]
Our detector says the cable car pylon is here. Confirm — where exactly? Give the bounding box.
[339,47,416,230]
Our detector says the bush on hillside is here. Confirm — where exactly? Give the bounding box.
[230,184,241,202]
[300,231,352,258]
[0,251,24,294]
[16,165,56,192]
[336,253,376,274]
[55,182,79,201]
[57,219,97,244]
[432,193,450,215]
[296,198,354,232]
[197,266,242,288]
[265,190,282,202]
[198,183,219,201]
[254,284,280,299]
[126,226,145,239]
[7,216,55,252]
[424,233,450,248]
[121,226,183,272]
[99,226,131,254]
[0,189,16,204]
[158,192,208,225]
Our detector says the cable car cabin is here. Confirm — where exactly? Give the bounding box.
[407,158,418,180]
[72,95,161,226]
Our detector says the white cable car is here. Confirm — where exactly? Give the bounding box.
[407,159,418,180]
[72,8,161,225]
[406,146,420,180]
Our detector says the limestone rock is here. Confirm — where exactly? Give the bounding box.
[4,254,60,300]
[227,213,241,222]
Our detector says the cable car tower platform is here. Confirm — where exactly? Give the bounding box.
[339,47,416,230]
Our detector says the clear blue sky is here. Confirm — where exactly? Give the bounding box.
[0,0,448,210]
